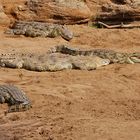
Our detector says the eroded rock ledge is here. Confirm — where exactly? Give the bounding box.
[0,0,140,26]
[95,0,140,24]
[0,3,10,26]
[8,0,92,24]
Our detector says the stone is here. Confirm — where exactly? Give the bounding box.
[95,1,140,24]
[11,0,92,24]
[0,4,10,26]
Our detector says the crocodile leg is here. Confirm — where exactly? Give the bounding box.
[7,104,20,113]
[6,103,31,114]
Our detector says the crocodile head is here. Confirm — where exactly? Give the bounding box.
[128,52,140,64]
[59,26,73,41]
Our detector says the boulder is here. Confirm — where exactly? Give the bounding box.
[0,4,10,26]
[11,0,92,24]
[95,0,140,24]
[1,0,140,25]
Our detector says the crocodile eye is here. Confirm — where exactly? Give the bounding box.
[102,59,110,65]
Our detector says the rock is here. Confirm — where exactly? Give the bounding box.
[11,0,92,24]
[0,4,10,26]
[95,1,140,24]
[1,0,140,25]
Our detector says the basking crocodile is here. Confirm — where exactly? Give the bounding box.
[5,21,73,41]
[71,55,110,70]
[49,45,140,64]
[0,84,31,114]
[0,52,110,71]
[1,45,139,72]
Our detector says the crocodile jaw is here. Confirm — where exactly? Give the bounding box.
[130,56,140,63]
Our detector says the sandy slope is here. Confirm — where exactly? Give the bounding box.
[0,25,140,140]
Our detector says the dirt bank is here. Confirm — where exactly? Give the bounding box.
[0,25,140,140]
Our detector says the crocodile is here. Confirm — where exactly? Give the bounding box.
[24,54,109,71]
[49,45,140,64]
[5,21,73,41]
[0,52,110,71]
[22,53,73,71]
[71,55,110,70]
[0,84,31,114]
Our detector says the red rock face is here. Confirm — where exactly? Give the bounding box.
[96,1,140,24]
[8,0,92,24]
[0,3,10,26]
[0,0,140,26]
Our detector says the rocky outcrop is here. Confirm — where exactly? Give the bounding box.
[0,0,140,26]
[9,0,92,24]
[95,0,140,24]
[0,4,10,26]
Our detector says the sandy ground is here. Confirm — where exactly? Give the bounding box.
[0,25,140,140]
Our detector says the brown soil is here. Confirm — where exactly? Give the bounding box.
[0,25,140,140]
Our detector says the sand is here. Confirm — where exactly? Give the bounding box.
[0,25,140,140]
